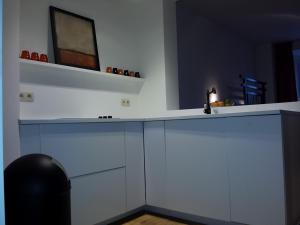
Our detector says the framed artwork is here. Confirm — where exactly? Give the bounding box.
[50,6,100,71]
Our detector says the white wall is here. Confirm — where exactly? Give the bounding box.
[19,0,179,119]
[130,0,168,115]
[20,0,142,71]
[20,84,140,119]
[163,0,179,110]
[4,0,21,167]
[20,0,142,119]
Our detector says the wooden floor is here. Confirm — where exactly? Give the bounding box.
[122,214,188,225]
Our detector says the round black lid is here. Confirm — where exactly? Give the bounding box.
[5,154,71,195]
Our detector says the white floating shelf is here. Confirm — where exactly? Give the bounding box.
[20,59,145,94]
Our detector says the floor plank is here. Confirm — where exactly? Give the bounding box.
[122,214,187,225]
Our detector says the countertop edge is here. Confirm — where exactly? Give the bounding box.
[18,110,295,125]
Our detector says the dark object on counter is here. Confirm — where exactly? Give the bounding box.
[124,70,129,76]
[20,50,30,59]
[113,68,118,74]
[98,116,113,119]
[5,154,71,225]
[224,99,235,106]
[204,87,216,114]
[31,52,40,61]
[106,67,113,73]
[129,71,135,77]
[40,54,49,63]
[118,69,124,75]
[135,72,140,78]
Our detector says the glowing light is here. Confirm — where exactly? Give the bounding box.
[209,93,218,103]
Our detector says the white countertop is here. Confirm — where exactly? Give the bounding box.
[19,110,300,125]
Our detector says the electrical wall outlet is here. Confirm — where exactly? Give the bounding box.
[121,99,130,107]
[20,92,34,102]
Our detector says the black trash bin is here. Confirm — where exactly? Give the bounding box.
[5,154,71,225]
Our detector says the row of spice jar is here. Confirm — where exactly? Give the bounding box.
[106,67,140,78]
[20,50,49,62]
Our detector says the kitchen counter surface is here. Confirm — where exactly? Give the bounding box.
[19,110,300,125]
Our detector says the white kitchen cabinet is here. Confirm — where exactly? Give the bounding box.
[125,122,145,211]
[164,115,288,225]
[40,123,126,178]
[226,115,286,225]
[19,122,146,225]
[71,168,126,225]
[18,111,300,225]
[144,121,166,208]
[165,119,230,222]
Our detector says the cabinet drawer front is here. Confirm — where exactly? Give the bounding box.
[40,123,125,177]
[71,168,126,225]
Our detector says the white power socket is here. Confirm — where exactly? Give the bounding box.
[20,92,34,102]
[121,99,130,107]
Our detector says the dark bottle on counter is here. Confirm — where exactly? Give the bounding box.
[135,72,140,78]
[113,68,118,74]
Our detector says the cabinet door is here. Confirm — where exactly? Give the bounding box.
[144,121,166,208]
[227,115,286,225]
[125,122,145,211]
[165,119,230,221]
[71,168,126,225]
[19,125,41,155]
[40,123,125,178]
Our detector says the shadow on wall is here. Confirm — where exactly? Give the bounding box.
[226,84,244,105]
[293,50,300,101]
[177,0,300,109]
[177,1,256,109]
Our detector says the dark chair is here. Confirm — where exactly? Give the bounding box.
[240,75,267,105]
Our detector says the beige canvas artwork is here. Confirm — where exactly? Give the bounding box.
[51,7,100,70]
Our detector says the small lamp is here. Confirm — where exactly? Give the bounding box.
[204,87,217,114]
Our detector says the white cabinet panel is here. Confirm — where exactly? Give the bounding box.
[144,121,166,208]
[165,119,230,222]
[227,115,286,225]
[19,125,41,155]
[125,122,145,211]
[40,123,125,178]
[71,168,126,225]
